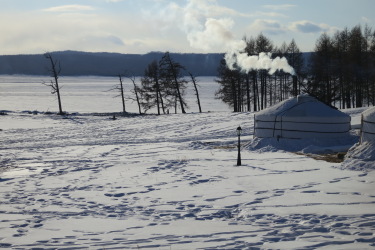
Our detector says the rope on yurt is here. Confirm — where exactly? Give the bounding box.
[360,114,364,144]
[362,131,375,135]
[363,119,375,125]
[271,100,316,139]
[268,128,351,134]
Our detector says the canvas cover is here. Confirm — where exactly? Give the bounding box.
[361,106,375,143]
[254,95,351,139]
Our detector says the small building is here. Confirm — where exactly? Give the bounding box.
[254,95,351,139]
[360,106,375,143]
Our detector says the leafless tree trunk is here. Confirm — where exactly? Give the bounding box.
[188,72,202,113]
[246,73,251,111]
[118,75,126,114]
[43,53,64,115]
[128,75,142,114]
[107,75,127,114]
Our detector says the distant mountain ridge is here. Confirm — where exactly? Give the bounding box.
[0,51,312,77]
[0,51,224,77]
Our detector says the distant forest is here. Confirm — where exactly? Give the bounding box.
[216,25,375,111]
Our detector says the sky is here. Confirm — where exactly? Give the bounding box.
[1,0,374,55]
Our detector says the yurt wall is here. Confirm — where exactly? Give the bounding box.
[361,106,375,143]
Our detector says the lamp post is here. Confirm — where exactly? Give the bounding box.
[236,126,242,166]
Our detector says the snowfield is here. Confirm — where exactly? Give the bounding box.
[0,76,375,249]
[1,109,375,249]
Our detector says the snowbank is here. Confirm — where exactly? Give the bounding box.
[340,141,375,172]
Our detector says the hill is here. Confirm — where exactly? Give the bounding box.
[0,51,224,77]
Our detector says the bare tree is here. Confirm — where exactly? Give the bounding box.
[118,75,126,114]
[188,72,202,113]
[43,53,64,115]
[128,75,142,114]
[109,72,143,115]
[107,75,126,115]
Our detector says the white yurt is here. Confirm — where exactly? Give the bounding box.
[360,106,375,143]
[254,94,351,139]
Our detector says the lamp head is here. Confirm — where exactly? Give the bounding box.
[236,126,242,136]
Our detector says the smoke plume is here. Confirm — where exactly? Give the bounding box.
[226,50,296,75]
[182,0,295,75]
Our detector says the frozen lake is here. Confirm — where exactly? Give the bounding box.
[0,75,230,113]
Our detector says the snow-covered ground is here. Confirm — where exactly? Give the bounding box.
[1,76,375,249]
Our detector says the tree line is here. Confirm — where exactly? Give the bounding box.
[309,25,375,108]
[216,24,375,112]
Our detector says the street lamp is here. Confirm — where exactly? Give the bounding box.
[236,126,242,166]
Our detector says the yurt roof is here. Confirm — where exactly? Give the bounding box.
[255,95,350,122]
[362,106,375,120]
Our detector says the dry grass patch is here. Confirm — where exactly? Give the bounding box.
[295,152,347,163]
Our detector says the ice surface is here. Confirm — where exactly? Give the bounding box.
[0,75,229,113]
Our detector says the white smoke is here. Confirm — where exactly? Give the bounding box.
[226,51,296,75]
[181,0,295,75]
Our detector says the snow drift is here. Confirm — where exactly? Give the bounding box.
[341,141,375,171]
[341,106,375,171]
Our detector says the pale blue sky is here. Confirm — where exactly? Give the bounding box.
[1,0,374,54]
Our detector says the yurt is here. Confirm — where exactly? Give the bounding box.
[254,94,351,139]
[360,106,375,143]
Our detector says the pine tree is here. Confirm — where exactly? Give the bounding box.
[159,52,188,114]
[309,33,335,104]
[287,39,304,96]
[215,59,245,112]
[140,60,165,114]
